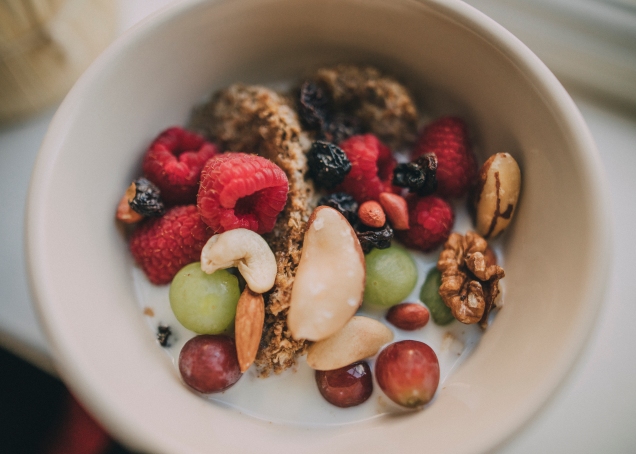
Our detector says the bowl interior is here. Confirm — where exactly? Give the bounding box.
[27,0,608,453]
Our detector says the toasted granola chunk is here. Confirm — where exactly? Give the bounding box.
[189,84,315,374]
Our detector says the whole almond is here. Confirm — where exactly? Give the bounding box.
[386,302,430,330]
[379,192,409,230]
[306,316,394,371]
[358,201,386,228]
[234,287,265,372]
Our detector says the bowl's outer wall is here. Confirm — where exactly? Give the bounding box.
[27,0,609,453]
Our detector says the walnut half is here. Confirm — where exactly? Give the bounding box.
[437,231,505,328]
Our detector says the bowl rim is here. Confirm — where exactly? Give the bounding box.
[25,0,612,452]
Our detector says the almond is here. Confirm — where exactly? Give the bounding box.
[306,316,394,371]
[358,200,386,228]
[234,287,265,372]
[379,192,409,230]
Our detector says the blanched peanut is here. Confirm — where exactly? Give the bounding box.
[475,153,521,238]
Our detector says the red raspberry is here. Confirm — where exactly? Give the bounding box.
[142,127,218,205]
[397,195,454,252]
[413,117,477,198]
[197,153,289,234]
[335,134,398,203]
[130,205,213,285]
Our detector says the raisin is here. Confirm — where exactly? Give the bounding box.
[157,324,172,347]
[129,177,165,217]
[298,81,330,131]
[322,114,363,144]
[354,222,394,253]
[318,192,359,224]
[392,154,438,196]
[307,141,352,189]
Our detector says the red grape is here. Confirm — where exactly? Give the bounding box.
[178,335,242,393]
[386,302,430,330]
[315,361,373,408]
[375,340,439,408]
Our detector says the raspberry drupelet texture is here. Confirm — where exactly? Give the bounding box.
[335,134,398,203]
[142,127,218,205]
[413,117,477,198]
[129,205,213,285]
[397,195,454,252]
[197,153,289,234]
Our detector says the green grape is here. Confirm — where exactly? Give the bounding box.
[363,245,418,307]
[169,262,240,334]
[420,267,455,325]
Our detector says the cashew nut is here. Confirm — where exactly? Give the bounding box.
[200,228,277,293]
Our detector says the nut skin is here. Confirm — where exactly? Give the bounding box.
[474,153,521,238]
[358,201,386,228]
[378,192,409,230]
[386,303,430,330]
[234,287,265,372]
[116,192,143,224]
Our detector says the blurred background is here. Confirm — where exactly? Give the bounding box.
[1,0,635,453]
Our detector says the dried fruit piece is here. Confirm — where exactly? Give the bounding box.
[358,200,386,228]
[317,192,358,224]
[197,153,289,234]
[355,222,393,254]
[142,127,218,205]
[420,268,454,326]
[474,153,521,238]
[413,117,477,198]
[315,361,373,408]
[297,80,329,130]
[287,207,365,342]
[392,154,438,196]
[234,287,265,372]
[386,303,430,330]
[306,316,393,370]
[128,177,165,217]
[129,205,213,285]
[397,195,454,252]
[306,141,351,189]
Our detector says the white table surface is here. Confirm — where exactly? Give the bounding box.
[1,1,634,452]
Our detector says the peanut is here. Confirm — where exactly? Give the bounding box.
[378,192,409,230]
[358,201,386,228]
[475,153,521,238]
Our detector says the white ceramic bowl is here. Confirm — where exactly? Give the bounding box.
[27,0,610,452]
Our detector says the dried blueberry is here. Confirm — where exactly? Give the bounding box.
[355,222,394,254]
[157,324,172,347]
[392,154,438,196]
[318,192,359,224]
[129,177,165,217]
[298,81,330,131]
[307,141,352,189]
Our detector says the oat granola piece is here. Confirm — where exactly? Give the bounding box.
[189,84,315,374]
[437,231,504,328]
[307,65,419,149]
